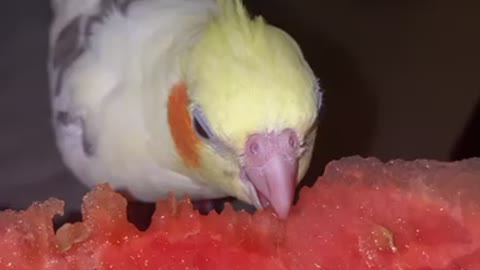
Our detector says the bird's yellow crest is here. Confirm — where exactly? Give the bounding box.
[184,0,319,151]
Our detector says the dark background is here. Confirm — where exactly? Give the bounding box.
[0,0,479,216]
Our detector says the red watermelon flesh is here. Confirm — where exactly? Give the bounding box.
[0,156,479,269]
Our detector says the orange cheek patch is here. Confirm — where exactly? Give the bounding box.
[167,82,200,168]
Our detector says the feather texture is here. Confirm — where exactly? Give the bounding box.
[48,0,226,201]
[186,0,319,150]
[47,0,320,206]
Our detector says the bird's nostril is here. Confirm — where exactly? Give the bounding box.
[249,142,260,155]
[288,136,296,148]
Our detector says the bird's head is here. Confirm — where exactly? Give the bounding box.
[167,0,322,218]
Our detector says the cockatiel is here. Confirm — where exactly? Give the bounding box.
[48,0,322,219]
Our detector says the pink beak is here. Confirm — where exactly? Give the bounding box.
[243,129,300,219]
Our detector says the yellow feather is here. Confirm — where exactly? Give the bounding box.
[185,0,318,151]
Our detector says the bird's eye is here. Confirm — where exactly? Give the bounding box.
[193,116,210,139]
[192,107,213,140]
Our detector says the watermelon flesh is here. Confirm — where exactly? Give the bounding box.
[0,156,479,269]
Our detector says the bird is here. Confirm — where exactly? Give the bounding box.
[47,0,322,219]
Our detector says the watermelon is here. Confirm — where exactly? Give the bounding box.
[0,156,479,269]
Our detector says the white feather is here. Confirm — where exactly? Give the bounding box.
[48,0,226,201]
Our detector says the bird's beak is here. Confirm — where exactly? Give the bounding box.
[242,129,300,219]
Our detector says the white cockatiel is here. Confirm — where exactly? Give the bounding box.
[48,0,322,219]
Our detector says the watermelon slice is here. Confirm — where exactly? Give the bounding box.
[0,156,479,269]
